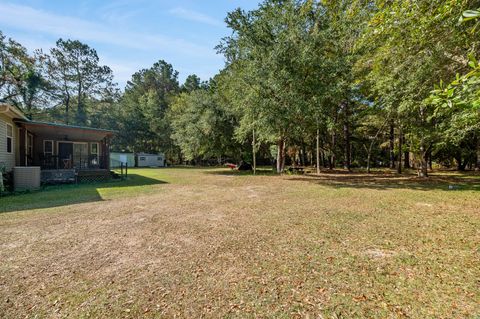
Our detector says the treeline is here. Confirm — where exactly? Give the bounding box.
[1,0,480,176]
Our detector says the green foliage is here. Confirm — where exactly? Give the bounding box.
[169,88,239,161]
[217,0,342,171]
[356,0,480,174]
[1,1,480,170]
[426,8,480,168]
[115,60,179,159]
[429,55,480,143]
[43,39,116,125]
[0,31,50,117]
[181,74,209,92]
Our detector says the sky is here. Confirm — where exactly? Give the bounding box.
[0,0,260,88]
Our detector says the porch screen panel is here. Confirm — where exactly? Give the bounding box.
[73,143,88,169]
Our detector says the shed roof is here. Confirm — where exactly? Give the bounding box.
[137,153,163,156]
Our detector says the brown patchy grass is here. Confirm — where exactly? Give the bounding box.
[0,168,479,318]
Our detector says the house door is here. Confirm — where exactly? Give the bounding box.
[58,142,73,169]
[73,143,88,169]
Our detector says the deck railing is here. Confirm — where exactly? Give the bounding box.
[37,154,108,170]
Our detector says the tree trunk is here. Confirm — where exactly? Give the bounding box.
[320,137,327,168]
[367,152,371,174]
[76,100,86,125]
[366,139,376,174]
[476,137,480,171]
[418,158,428,177]
[65,94,70,125]
[389,120,395,169]
[428,150,433,170]
[418,140,428,177]
[330,131,336,170]
[397,126,403,174]
[316,129,320,175]
[343,102,351,171]
[301,144,306,166]
[456,151,465,171]
[404,151,410,168]
[329,110,338,170]
[252,129,256,175]
[417,106,428,177]
[276,138,285,173]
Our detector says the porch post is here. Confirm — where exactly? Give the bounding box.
[105,137,110,170]
[19,128,26,166]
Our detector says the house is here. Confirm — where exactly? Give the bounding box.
[0,104,25,172]
[136,153,165,167]
[1,103,115,184]
[110,152,135,168]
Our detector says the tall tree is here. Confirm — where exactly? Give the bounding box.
[181,74,204,92]
[169,86,239,162]
[428,8,480,170]
[0,32,50,118]
[0,31,21,102]
[218,0,333,172]
[116,60,180,159]
[44,39,115,125]
[358,0,479,176]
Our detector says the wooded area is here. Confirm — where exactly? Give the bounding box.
[1,0,480,177]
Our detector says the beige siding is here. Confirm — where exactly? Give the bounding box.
[15,127,21,166]
[0,113,16,171]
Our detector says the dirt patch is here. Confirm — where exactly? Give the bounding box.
[364,248,397,259]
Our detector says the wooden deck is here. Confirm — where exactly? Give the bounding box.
[41,169,113,184]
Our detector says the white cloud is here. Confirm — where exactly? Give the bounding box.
[99,58,138,86]
[169,7,223,27]
[97,0,146,25]
[0,2,227,88]
[0,2,216,57]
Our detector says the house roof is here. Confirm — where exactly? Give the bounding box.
[0,102,115,141]
[17,120,116,134]
[0,104,29,121]
[14,119,115,141]
[1,103,115,134]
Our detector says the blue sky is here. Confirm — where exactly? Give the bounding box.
[0,0,259,88]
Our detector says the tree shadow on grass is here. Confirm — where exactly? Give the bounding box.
[203,168,276,176]
[287,170,480,191]
[0,174,168,214]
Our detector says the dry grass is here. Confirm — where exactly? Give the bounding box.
[0,168,479,318]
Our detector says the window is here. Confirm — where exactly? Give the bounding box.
[157,157,162,161]
[139,156,146,161]
[91,142,99,156]
[44,140,53,156]
[6,124,13,153]
[90,143,99,167]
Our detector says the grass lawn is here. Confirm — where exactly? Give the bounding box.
[0,168,479,318]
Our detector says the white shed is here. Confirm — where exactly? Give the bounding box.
[136,153,165,167]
